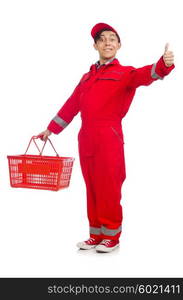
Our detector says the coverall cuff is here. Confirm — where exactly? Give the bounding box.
[155,55,175,78]
[47,120,64,134]
[101,232,121,241]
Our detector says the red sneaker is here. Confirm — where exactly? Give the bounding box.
[77,237,102,250]
[95,239,120,253]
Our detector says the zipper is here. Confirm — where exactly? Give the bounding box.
[111,127,123,143]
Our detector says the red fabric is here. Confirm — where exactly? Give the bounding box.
[155,55,175,77]
[47,57,175,240]
[78,123,126,241]
[84,237,102,245]
[91,22,119,39]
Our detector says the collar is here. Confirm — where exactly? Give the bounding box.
[90,57,120,74]
[95,57,117,69]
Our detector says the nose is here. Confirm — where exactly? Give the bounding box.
[104,39,111,46]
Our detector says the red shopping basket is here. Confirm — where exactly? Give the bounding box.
[7,136,75,191]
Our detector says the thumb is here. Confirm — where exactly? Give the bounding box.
[164,42,169,53]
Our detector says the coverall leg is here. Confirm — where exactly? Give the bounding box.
[78,121,126,241]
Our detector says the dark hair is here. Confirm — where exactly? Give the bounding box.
[94,28,120,43]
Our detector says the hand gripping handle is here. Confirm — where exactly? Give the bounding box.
[24,136,59,156]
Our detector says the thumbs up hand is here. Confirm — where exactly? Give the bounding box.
[163,43,174,67]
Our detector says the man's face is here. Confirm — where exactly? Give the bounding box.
[93,30,121,61]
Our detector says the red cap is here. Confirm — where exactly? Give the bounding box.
[91,23,120,41]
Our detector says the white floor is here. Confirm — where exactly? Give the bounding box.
[1,158,183,278]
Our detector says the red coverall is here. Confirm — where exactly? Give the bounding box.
[47,56,175,241]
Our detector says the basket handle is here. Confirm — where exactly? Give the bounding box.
[24,136,59,156]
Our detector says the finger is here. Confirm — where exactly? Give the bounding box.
[164,50,173,54]
[165,60,174,64]
[164,51,173,55]
[37,133,43,139]
[164,55,174,59]
[164,60,174,66]
[164,42,169,53]
[163,55,174,60]
[164,56,174,60]
[40,135,45,141]
[164,58,174,63]
[163,53,174,58]
[43,134,48,141]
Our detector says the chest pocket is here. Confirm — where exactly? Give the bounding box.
[96,71,123,81]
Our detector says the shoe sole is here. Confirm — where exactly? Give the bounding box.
[76,243,99,250]
[78,245,97,250]
[96,244,119,253]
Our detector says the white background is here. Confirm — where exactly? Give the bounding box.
[0,0,182,277]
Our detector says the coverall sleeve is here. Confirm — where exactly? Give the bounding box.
[47,83,81,134]
[127,55,175,89]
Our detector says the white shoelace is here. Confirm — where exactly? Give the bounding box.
[101,239,111,246]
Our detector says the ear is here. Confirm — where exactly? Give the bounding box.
[93,43,98,51]
[118,42,121,50]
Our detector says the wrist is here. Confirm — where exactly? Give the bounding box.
[46,129,52,135]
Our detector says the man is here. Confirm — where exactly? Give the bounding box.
[39,23,175,253]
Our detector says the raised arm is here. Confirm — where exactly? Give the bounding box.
[127,43,175,89]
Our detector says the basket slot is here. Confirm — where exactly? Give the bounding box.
[60,174,71,180]
[62,167,73,173]
[63,161,73,167]
[60,179,70,187]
